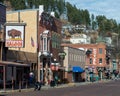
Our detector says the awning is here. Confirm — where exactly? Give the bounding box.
[72,66,84,72]
[0,61,31,67]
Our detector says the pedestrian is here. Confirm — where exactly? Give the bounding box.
[29,72,35,86]
[50,79,55,87]
[34,81,42,91]
[54,76,58,86]
[114,70,119,80]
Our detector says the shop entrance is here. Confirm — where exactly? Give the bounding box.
[73,72,82,82]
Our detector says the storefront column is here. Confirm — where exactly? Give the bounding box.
[11,66,14,91]
[45,63,48,85]
[37,56,41,82]
[3,65,6,92]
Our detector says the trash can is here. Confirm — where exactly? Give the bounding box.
[50,80,55,87]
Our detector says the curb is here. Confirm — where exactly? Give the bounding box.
[0,80,112,93]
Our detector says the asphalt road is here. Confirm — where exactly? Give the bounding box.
[2,80,120,96]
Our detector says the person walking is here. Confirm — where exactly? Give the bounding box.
[34,81,42,91]
[114,70,119,80]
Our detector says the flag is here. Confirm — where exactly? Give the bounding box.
[31,37,34,47]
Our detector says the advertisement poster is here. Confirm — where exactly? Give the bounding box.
[5,25,25,48]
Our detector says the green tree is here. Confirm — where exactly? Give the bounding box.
[8,0,120,32]
[84,9,91,27]
[96,15,107,36]
[91,14,97,30]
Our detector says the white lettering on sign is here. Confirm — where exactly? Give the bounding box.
[6,40,23,47]
[93,48,97,65]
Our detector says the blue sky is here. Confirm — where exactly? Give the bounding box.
[65,0,120,23]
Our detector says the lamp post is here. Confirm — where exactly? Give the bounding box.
[85,67,90,82]
[39,54,44,82]
[58,51,66,81]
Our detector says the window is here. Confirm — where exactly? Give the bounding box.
[90,58,92,64]
[99,48,102,54]
[99,58,102,63]
[43,37,47,51]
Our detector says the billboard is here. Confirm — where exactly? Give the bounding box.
[5,24,25,48]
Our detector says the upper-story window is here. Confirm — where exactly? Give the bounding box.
[52,32,61,49]
[99,48,103,54]
[43,37,47,51]
[89,48,93,54]
[90,58,92,64]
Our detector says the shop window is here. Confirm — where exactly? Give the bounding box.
[43,37,47,51]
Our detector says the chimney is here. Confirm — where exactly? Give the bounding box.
[39,5,44,17]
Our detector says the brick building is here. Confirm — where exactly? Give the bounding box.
[38,5,62,84]
[61,43,107,80]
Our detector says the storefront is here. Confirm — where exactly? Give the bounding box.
[72,66,85,82]
[0,61,30,91]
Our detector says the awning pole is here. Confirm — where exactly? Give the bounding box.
[3,65,6,92]
[12,66,14,91]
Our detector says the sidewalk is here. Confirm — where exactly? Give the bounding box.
[0,79,112,93]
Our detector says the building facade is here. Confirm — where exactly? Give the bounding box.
[38,5,62,84]
[6,5,63,87]
[61,43,107,80]
[0,3,30,91]
[62,46,86,83]
[70,33,91,44]
[5,9,39,90]
[0,3,6,60]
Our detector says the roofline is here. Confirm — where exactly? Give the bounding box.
[7,8,39,14]
[0,3,6,7]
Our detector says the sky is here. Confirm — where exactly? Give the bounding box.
[65,0,120,23]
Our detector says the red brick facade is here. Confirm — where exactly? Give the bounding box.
[38,11,62,83]
[61,43,107,74]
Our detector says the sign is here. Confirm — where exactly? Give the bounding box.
[58,52,66,60]
[5,23,25,48]
[58,52,66,56]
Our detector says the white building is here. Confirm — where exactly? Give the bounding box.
[70,33,91,44]
[63,46,86,82]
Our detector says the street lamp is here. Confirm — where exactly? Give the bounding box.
[85,68,90,82]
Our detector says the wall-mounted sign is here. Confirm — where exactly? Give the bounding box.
[5,23,26,48]
[58,52,66,60]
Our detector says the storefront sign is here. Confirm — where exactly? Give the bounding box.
[5,23,25,48]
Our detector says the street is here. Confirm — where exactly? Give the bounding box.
[1,80,120,96]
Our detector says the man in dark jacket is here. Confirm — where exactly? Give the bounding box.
[34,81,42,91]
